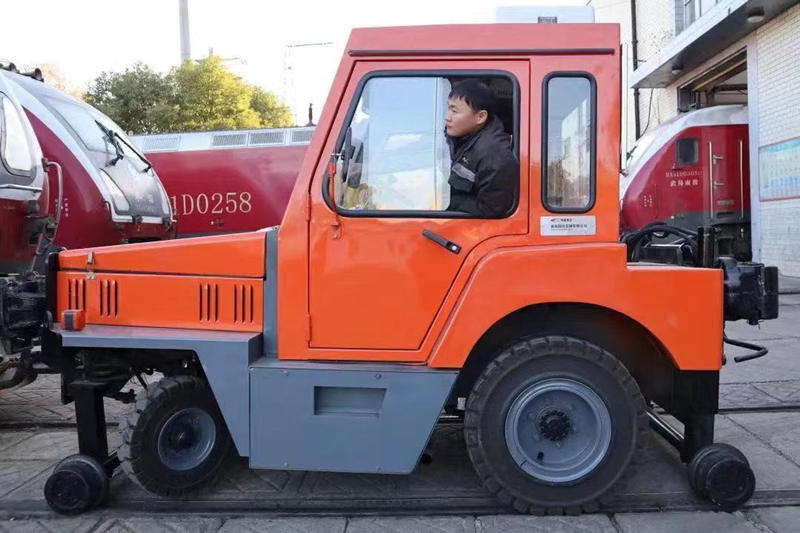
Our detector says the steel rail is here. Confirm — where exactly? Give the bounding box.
[2,488,800,517]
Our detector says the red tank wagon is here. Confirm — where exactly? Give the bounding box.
[134,128,311,236]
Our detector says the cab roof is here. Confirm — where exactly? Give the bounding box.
[346,23,620,56]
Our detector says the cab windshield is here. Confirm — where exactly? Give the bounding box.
[45,97,150,172]
[41,95,168,218]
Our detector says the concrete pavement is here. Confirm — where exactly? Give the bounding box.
[1,508,800,532]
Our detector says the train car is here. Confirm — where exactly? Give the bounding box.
[0,68,50,388]
[6,71,175,249]
[621,105,750,259]
[133,128,312,236]
[0,70,49,275]
[1,66,175,389]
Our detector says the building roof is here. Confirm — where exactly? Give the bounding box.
[630,0,798,88]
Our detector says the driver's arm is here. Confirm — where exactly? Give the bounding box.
[473,152,519,218]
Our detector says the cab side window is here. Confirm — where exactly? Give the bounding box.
[331,74,517,216]
[675,137,699,166]
[543,74,596,212]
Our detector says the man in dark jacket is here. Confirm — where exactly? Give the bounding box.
[445,80,518,217]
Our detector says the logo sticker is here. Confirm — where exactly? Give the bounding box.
[540,215,597,236]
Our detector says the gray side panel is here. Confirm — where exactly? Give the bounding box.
[262,226,279,357]
[249,359,458,474]
[59,325,260,456]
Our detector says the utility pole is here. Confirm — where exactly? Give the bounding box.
[282,42,333,125]
[179,0,191,63]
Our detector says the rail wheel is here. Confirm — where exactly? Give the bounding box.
[688,443,755,511]
[44,454,109,515]
[464,336,647,514]
[118,375,231,496]
[0,355,35,390]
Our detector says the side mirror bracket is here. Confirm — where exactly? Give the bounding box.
[327,154,342,239]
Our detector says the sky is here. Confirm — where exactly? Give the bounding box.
[1,0,627,125]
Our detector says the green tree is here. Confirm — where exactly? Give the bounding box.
[85,63,176,134]
[85,56,294,134]
[250,86,293,128]
[171,56,261,131]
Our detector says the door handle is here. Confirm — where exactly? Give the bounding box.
[422,229,461,254]
[713,181,726,187]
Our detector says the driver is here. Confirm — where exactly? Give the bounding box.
[445,80,518,217]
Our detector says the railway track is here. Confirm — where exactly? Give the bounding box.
[3,403,799,430]
[2,475,800,517]
[1,402,799,516]
[94,488,800,515]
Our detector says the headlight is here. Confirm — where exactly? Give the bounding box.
[99,170,130,212]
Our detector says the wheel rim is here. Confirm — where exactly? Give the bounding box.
[504,378,612,483]
[157,407,216,471]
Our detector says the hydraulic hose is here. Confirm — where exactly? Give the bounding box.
[724,334,768,363]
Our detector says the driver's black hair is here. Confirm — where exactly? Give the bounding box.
[448,79,494,116]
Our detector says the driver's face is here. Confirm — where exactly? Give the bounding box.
[445,97,486,137]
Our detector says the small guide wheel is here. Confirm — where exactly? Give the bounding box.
[687,443,755,511]
[44,454,110,515]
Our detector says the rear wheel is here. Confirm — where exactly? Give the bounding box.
[464,336,647,514]
[118,375,231,497]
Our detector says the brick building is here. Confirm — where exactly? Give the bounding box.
[627,0,800,277]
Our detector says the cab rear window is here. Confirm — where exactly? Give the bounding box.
[542,73,596,213]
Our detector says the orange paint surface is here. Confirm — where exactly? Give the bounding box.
[429,244,723,371]
[307,60,529,350]
[59,231,266,278]
[58,271,263,333]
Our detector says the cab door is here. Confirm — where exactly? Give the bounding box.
[656,135,702,225]
[307,61,528,357]
[708,126,747,223]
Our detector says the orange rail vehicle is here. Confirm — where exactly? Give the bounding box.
[40,24,778,515]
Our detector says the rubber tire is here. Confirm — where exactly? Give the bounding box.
[118,375,232,497]
[464,336,648,514]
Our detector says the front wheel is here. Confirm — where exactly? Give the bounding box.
[118,375,232,497]
[464,336,647,514]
